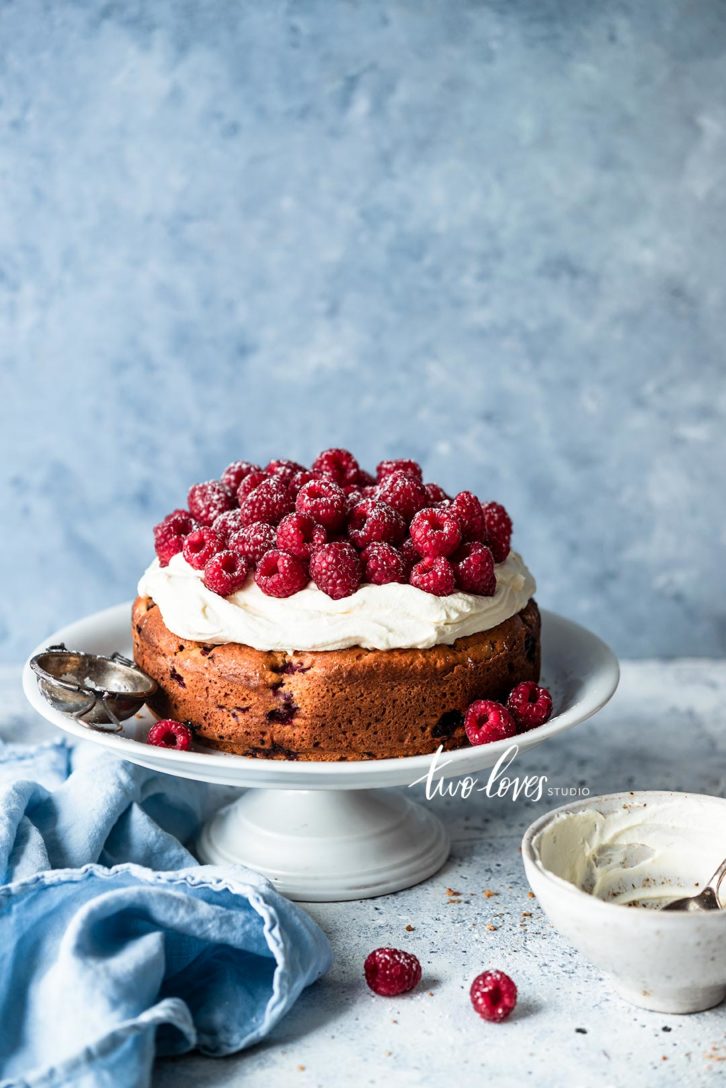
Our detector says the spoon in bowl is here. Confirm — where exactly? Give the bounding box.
[662,857,726,912]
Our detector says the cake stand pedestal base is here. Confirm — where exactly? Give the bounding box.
[195,787,450,902]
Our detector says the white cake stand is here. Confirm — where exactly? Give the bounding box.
[23,603,618,902]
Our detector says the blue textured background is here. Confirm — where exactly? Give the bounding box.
[1,1,724,662]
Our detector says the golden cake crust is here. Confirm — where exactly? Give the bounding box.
[132,591,539,761]
[132,596,541,761]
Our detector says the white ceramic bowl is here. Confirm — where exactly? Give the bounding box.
[522,791,726,1014]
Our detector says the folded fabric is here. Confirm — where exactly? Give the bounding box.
[0,738,331,1088]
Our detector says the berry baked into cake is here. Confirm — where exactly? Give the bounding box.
[132,450,540,760]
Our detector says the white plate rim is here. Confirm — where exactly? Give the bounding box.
[22,602,619,789]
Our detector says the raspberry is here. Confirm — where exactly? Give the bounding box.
[236,469,269,502]
[202,550,251,596]
[221,460,260,493]
[356,469,376,488]
[452,490,486,542]
[464,700,517,746]
[399,537,419,578]
[364,948,421,996]
[362,543,407,585]
[348,499,407,548]
[154,532,185,566]
[182,527,224,570]
[155,508,195,533]
[453,542,496,595]
[424,482,450,504]
[276,512,327,558]
[187,480,235,526]
[409,556,456,596]
[376,471,428,522]
[482,502,512,563]
[153,510,198,566]
[410,506,462,558]
[211,509,245,543]
[265,458,307,483]
[310,541,362,599]
[344,488,364,512]
[376,459,423,482]
[312,448,361,487]
[296,479,347,531]
[146,719,194,751]
[240,477,293,526]
[255,549,309,598]
[507,681,553,731]
[228,521,276,563]
[287,468,315,498]
[470,970,518,1022]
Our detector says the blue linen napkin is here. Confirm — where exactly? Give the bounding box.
[0,737,331,1088]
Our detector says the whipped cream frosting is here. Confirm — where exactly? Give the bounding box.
[138,550,536,653]
[532,798,726,909]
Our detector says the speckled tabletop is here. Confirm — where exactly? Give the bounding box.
[4,661,726,1087]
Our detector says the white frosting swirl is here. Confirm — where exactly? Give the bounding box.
[138,551,536,652]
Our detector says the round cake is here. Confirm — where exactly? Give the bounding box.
[132,450,541,760]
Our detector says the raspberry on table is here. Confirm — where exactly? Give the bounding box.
[375,470,428,522]
[202,550,251,596]
[221,460,261,493]
[146,719,194,751]
[312,447,361,488]
[347,499,407,548]
[153,510,198,566]
[239,477,293,526]
[452,490,486,542]
[482,501,512,563]
[310,541,362,599]
[409,556,456,596]
[424,481,450,504]
[255,549,309,598]
[362,542,407,585]
[464,700,517,746]
[187,480,235,526]
[364,948,422,996]
[211,509,245,543]
[453,541,496,595]
[276,512,327,558]
[236,469,269,502]
[469,970,518,1022]
[507,681,553,731]
[228,521,277,564]
[296,479,348,531]
[409,506,462,558]
[376,458,423,482]
[182,527,224,570]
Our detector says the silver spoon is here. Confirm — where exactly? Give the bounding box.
[662,857,726,912]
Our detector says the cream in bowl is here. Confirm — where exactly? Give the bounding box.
[522,792,726,1013]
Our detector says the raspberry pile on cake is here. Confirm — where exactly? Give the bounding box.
[133,449,540,761]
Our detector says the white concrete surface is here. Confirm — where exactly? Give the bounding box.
[5,662,726,1087]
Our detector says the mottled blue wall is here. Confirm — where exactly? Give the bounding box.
[1,1,724,662]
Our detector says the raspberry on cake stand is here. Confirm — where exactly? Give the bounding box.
[23,603,618,901]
